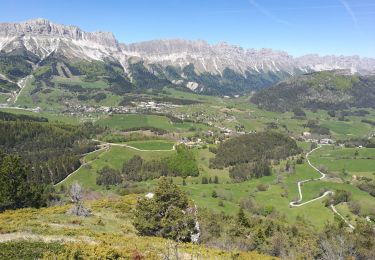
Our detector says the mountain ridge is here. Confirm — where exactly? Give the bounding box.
[1,18,375,95]
[1,19,374,74]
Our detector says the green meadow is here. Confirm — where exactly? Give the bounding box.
[96,113,208,132]
[58,146,172,190]
[309,146,375,177]
[126,140,175,150]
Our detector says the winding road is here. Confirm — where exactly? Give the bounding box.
[54,139,176,186]
[53,145,110,187]
[289,144,355,229]
[289,145,331,207]
[92,139,176,152]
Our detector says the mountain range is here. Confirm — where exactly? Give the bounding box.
[1,18,375,96]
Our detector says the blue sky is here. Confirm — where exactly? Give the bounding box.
[1,0,374,57]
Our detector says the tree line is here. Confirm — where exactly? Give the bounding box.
[209,132,301,182]
[96,145,199,186]
[0,112,102,184]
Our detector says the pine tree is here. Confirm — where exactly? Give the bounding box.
[133,177,196,242]
[237,207,248,227]
[0,152,46,211]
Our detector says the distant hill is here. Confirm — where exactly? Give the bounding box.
[251,70,375,112]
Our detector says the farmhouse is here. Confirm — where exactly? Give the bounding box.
[320,138,335,144]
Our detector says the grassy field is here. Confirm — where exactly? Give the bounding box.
[170,148,334,228]
[58,146,172,190]
[96,114,209,132]
[0,108,80,124]
[180,146,375,228]
[0,94,9,103]
[57,143,375,228]
[126,140,175,150]
[96,114,171,130]
[15,79,67,111]
[309,146,375,178]
[320,120,373,138]
[52,76,108,89]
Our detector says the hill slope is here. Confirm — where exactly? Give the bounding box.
[251,70,375,112]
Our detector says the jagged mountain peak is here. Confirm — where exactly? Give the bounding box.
[123,39,211,55]
[0,18,374,95]
[1,18,117,42]
[0,18,120,58]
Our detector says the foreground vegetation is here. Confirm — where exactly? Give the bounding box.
[0,194,274,259]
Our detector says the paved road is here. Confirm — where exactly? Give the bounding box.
[330,204,355,229]
[53,145,109,187]
[289,145,355,229]
[289,145,331,207]
[54,139,176,186]
[92,139,176,152]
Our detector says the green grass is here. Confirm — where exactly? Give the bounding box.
[320,120,372,138]
[176,148,334,228]
[126,140,175,150]
[59,146,172,190]
[298,180,375,215]
[96,114,208,132]
[163,87,223,104]
[309,146,375,176]
[0,196,273,259]
[287,146,375,216]
[96,114,172,130]
[15,79,66,111]
[0,108,80,124]
[52,76,109,89]
[335,202,357,226]
[56,142,375,229]
[181,146,375,228]
[0,94,10,103]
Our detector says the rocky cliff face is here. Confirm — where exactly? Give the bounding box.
[0,18,374,94]
[0,18,120,60]
[123,39,375,75]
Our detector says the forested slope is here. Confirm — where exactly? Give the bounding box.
[0,112,100,184]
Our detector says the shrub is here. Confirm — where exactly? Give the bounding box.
[0,241,63,260]
[256,184,269,192]
[96,166,122,186]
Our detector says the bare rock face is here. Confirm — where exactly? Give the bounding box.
[0,18,119,48]
[0,18,120,60]
[122,39,375,75]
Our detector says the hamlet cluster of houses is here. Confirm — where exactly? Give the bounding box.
[301,131,335,144]
[62,100,180,116]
